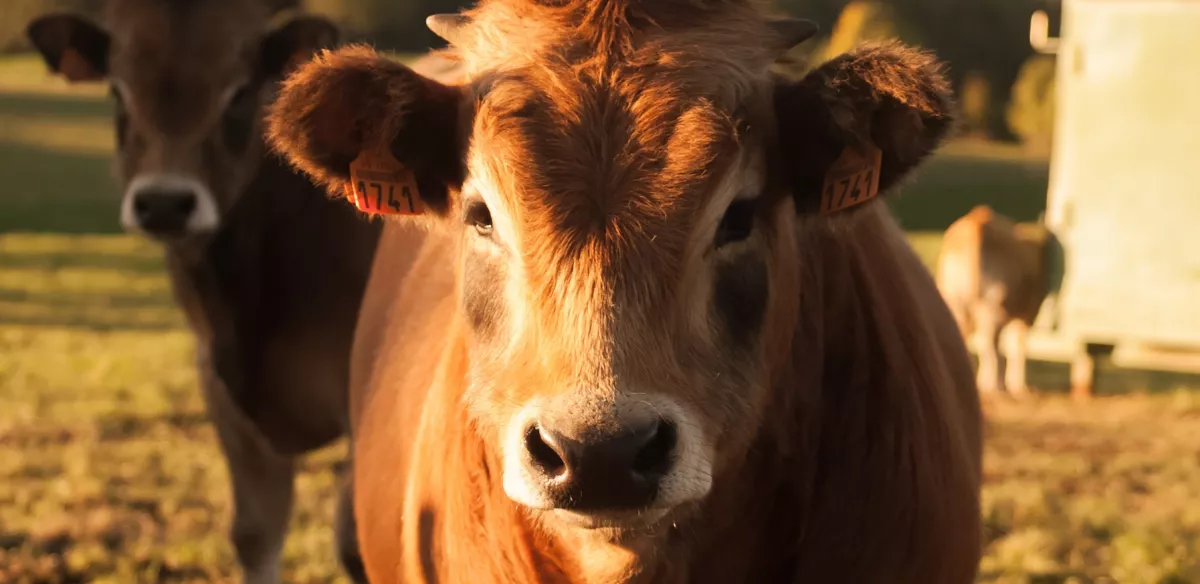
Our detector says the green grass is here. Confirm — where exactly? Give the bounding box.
[2,53,1199,583]
[0,86,119,235]
[979,394,1200,583]
[893,139,1051,230]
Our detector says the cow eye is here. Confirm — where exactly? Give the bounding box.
[222,83,258,153]
[715,199,755,248]
[464,201,494,236]
[227,83,255,110]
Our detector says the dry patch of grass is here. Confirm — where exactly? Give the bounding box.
[0,54,107,97]
[0,112,114,157]
[0,234,177,330]
[0,234,349,583]
[980,394,1200,583]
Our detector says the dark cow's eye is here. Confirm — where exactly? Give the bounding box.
[715,199,756,248]
[222,83,258,154]
[222,83,260,123]
[227,83,255,109]
[464,201,494,236]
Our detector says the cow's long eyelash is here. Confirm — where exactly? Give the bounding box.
[229,83,253,105]
[223,83,257,114]
[714,199,756,248]
[464,201,494,236]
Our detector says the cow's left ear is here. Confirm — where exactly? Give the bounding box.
[774,41,955,215]
[260,15,339,78]
[25,13,109,83]
[266,45,464,217]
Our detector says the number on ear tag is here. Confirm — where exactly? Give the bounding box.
[346,146,424,216]
[819,142,883,214]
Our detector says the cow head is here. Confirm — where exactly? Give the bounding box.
[268,0,952,564]
[26,1,337,244]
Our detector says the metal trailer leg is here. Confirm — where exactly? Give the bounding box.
[1070,343,1113,401]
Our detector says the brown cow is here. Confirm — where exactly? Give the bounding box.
[936,205,1050,398]
[26,2,378,582]
[267,1,983,582]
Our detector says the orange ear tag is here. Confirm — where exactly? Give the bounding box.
[819,141,883,214]
[346,146,424,215]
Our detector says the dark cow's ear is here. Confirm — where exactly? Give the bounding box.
[25,13,109,83]
[261,15,339,78]
[266,45,463,217]
[774,41,955,216]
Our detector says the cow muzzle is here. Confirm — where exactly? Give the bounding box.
[502,394,713,527]
[122,173,220,239]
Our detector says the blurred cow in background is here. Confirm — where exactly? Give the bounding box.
[25,1,379,582]
[936,205,1051,399]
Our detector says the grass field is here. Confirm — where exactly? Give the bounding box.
[2,52,1199,583]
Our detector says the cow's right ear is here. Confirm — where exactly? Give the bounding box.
[266,45,464,217]
[26,13,110,83]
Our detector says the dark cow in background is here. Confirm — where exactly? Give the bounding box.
[26,1,379,581]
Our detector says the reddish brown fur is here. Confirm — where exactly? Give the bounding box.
[267,0,982,582]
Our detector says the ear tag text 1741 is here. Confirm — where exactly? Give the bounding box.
[819,141,883,214]
[345,146,424,215]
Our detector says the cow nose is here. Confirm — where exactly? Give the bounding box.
[523,418,677,511]
[131,188,197,235]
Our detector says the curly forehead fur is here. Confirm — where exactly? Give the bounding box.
[266,0,956,319]
[452,0,781,69]
[267,0,953,200]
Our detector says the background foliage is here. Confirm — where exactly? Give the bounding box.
[4,0,1060,145]
[1007,55,1058,152]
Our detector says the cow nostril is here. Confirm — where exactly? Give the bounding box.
[172,194,196,215]
[132,190,197,219]
[632,420,676,478]
[525,425,566,477]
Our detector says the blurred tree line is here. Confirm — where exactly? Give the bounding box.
[0,0,474,55]
[1,0,104,53]
[777,0,1061,144]
[2,0,1059,145]
[302,0,474,52]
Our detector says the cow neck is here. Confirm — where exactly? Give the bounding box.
[676,207,914,580]
[717,205,977,581]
